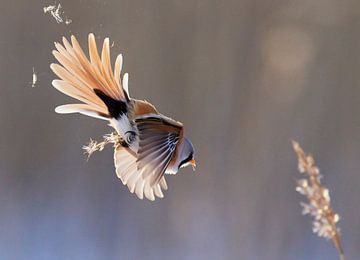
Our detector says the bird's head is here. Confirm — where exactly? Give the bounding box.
[178,138,196,171]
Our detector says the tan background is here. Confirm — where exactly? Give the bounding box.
[0,0,360,259]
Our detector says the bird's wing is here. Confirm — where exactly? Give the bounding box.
[131,99,158,117]
[134,114,183,186]
[114,145,168,201]
[51,33,130,119]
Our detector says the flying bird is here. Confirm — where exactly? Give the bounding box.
[50,33,196,201]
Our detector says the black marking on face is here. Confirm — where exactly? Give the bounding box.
[94,89,127,119]
[178,152,193,169]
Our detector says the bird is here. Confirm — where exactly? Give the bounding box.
[50,33,196,201]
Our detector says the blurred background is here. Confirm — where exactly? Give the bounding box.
[0,0,359,259]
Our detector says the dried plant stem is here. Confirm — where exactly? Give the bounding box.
[292,141,344,260]
[82,132,121,159]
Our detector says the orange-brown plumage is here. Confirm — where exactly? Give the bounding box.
[51,33,195,201]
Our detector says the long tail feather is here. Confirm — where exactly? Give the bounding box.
[51,33,129,119]
[55,104,108,120]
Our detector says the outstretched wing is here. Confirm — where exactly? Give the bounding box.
[114,114,183,201]
[135,114,183,186]
[114,145,168,201]
[51,33,130,119]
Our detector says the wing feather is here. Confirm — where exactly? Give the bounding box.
[134,114,183,186]
[114,145,168,201]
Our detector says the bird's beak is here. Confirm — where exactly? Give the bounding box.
[190,159,196,171]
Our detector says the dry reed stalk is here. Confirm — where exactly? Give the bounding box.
[83,132,121,159]
[292,141,344,260]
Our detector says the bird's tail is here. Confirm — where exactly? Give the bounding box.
[50,33,130,120]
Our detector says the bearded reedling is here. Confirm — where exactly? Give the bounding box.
[50,33,196,201]
[292,141,344,260]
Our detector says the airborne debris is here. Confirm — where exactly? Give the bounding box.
[43,3,72,25]
[65,18,72,25]
[32,67,37,87]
